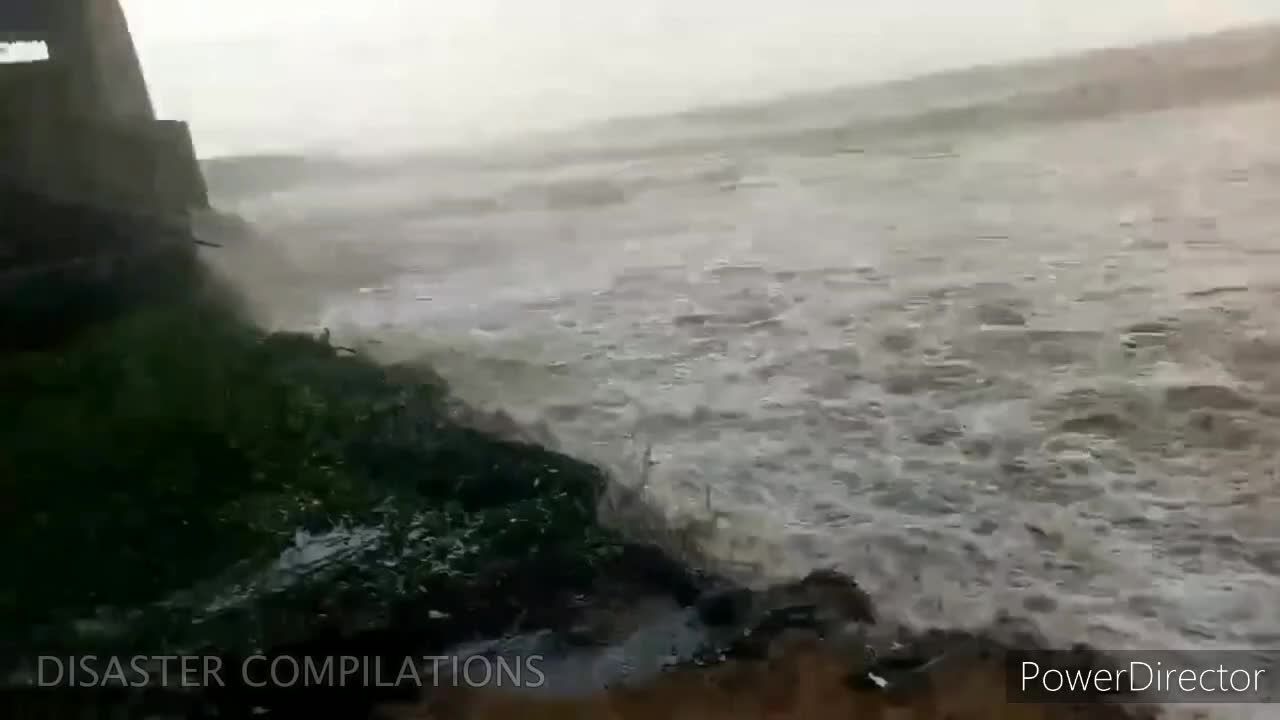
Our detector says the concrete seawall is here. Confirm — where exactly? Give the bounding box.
[0,0,207,221]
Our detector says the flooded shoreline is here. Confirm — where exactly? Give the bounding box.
[196,30,1280,718]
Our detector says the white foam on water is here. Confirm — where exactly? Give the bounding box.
[217,93,1280,718]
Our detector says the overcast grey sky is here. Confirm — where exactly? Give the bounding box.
[122,1,1280,156]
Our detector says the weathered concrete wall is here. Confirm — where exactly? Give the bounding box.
[2,0,152,119]
[0,0,206,218]
[0,55,76,119]
[0,106,207,216]
[57,0,155,120]
[0,0,56,39]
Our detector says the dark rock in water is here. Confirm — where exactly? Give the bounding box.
[607,544,710,609]
[759,569,877,625]
[694,588,755,627]
[692,569,875,641]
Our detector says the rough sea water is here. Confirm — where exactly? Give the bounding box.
[201,42,1280,712]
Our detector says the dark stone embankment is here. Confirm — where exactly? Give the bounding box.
[0,189,628,717]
